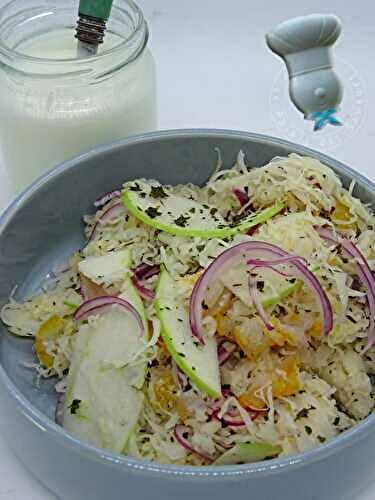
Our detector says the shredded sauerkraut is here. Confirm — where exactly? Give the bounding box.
[1,152,374,465]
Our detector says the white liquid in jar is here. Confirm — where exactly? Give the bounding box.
[0,29,157,193]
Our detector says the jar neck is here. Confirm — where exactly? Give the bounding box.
[0,0,149,82]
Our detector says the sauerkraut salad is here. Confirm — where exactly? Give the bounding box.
[2,152,375,466]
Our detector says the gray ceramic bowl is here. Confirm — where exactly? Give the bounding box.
[0,130,374,500]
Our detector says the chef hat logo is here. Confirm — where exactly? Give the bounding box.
[269,58,365,151]
[268,14,366,150]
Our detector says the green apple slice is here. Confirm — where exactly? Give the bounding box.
[79,247,148,336]
[63,348,143,453]
[63,306,145,453]
[122,181,284,238]
[214,442,282,465]
[78,249,131,285]
[79,247,149,385]
[119,274,149,388]
[155,267,221,399]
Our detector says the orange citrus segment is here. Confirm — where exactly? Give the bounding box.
[35,315,65,368]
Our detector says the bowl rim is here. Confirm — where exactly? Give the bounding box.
[1,128,374,479]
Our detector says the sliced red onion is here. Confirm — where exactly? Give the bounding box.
[134,263,160,281]
[173,425,213,461]
[132,276,155,301]
[89,202,124,241]
[172,361,188,390]
[247,255,307,267]
[218,343,236,366]
[220,414,246,427]
[208,399,224,415]
[94,190,121,208]
[318,227,375,348]
[55,393,65,426]
[74,296,144,337]
[221,387,234,398]
[249,278,274,331]
[211,406,261,427]
[247,224,260,236]
[232,188,249,207]
[249,264,292,278]
[190,241,333,342]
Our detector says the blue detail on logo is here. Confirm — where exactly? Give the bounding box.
[307,108,343,131]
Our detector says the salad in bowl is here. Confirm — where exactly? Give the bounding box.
[2,152,374,466]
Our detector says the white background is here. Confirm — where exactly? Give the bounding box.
[0,0,374,498]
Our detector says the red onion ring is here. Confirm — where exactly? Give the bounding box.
[247,224,260,236]
[232,188,249,207]
[318,227,375,349]
[132,276,155,301]
[249,264,292,278]
[211,406,262,427]
[173,425,213,461]
[134,264,160,281]
[247,255,307,267]
[94,190,121,208]
[74,296,144,337]
[190,241,333,343]
[89,202,124,241]
[218,343,236,366]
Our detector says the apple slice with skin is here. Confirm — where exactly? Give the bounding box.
[122,181,284,238]
[214,442,282,465]
[155,266,221,399]
[63,251,149,452]
[78,249,132,286]
[63,305,145,453]
[79,247,148,336]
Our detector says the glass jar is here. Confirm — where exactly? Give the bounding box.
[0,0,157,194]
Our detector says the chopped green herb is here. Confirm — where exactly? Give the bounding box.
[346,315,357,324]
[69,399,82,415]
[150,186,168,199]
[317,436,326,443]
[129,183,141,192]
[305,425,313,435]
[296,408,310,420]
[174,215,190,227]
[145,206,162,219]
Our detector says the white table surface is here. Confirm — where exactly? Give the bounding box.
[0,0,375,498]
